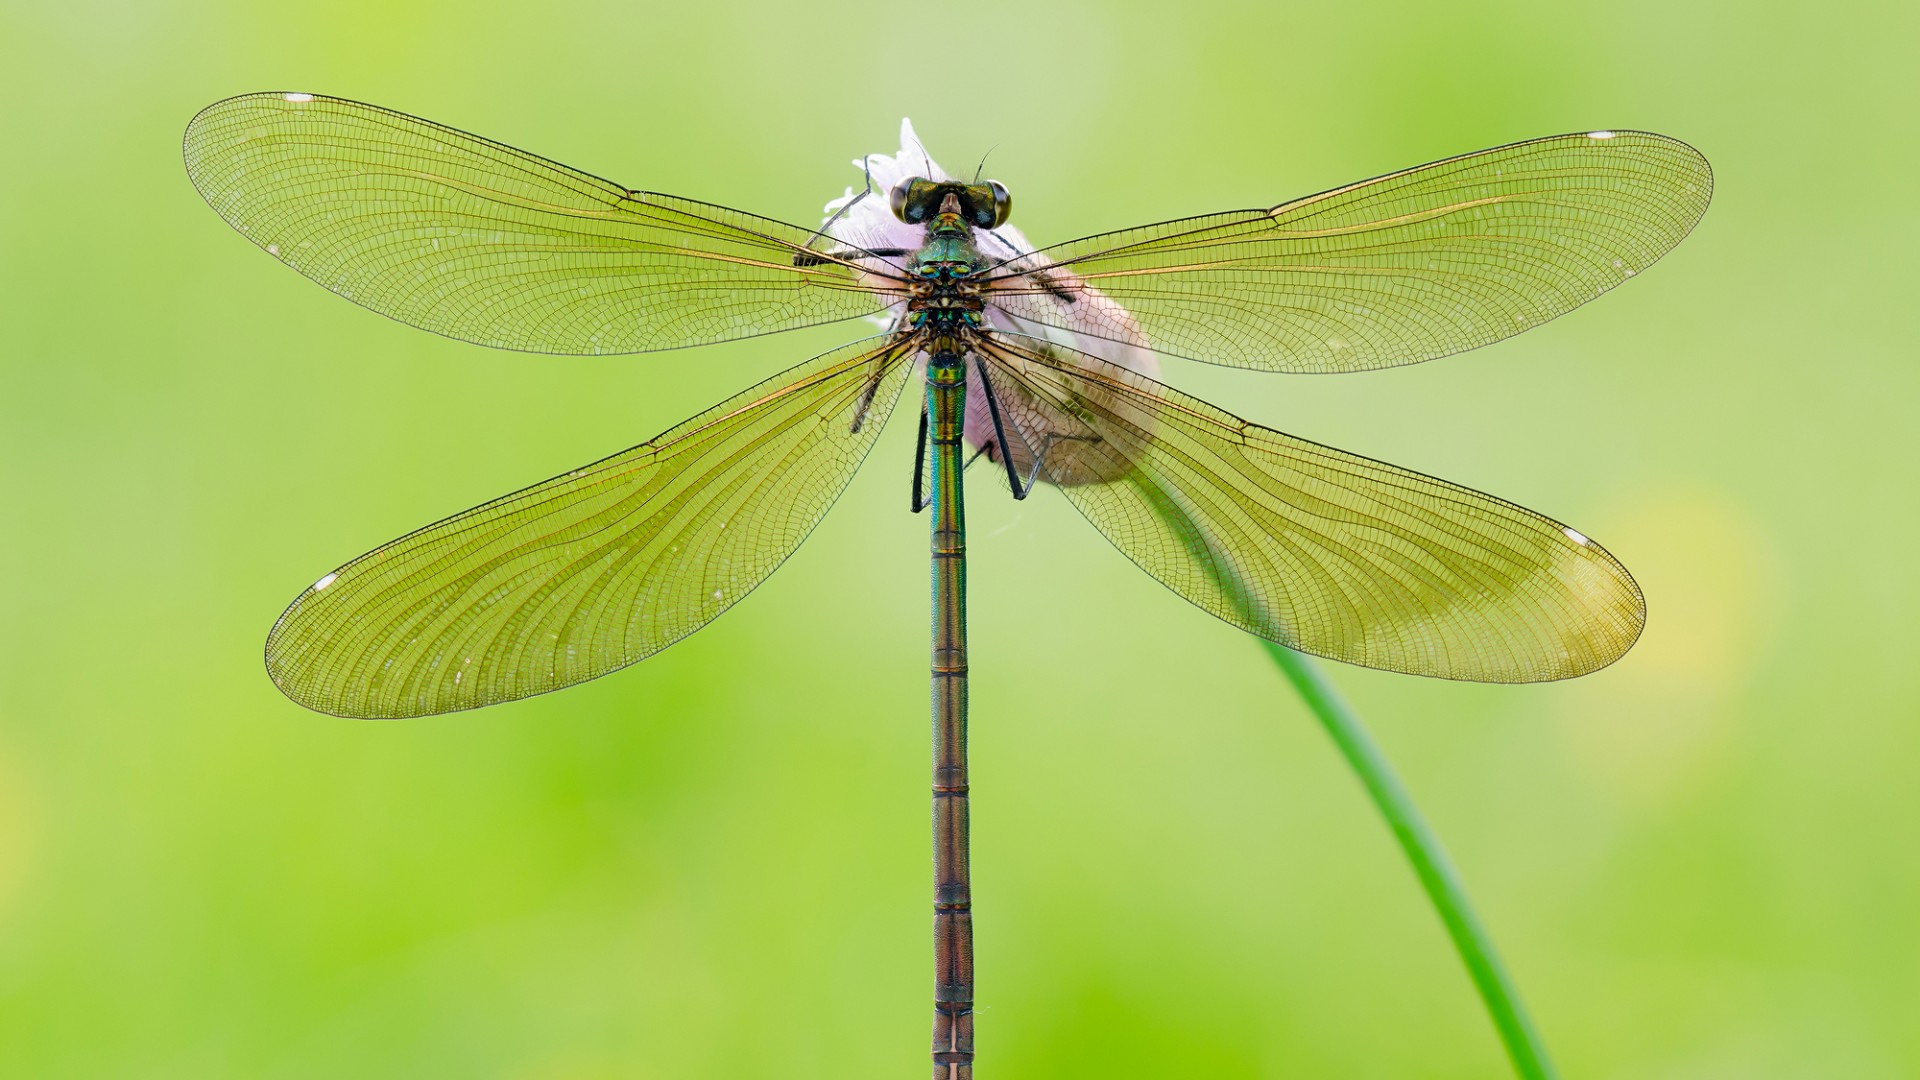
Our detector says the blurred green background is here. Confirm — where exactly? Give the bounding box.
[2,0,1915,1076]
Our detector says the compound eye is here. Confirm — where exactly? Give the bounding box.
[889,177,928,223]
[986,180,1011,228]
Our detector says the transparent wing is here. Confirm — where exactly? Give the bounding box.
[975,333,1642,681]
[980,132,1710,373]
[266,336,915,718]
[184,93,908,355]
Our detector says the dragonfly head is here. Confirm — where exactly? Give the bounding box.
[889,177,1011,231]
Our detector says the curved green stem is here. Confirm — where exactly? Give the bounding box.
[1260,642,1558,1080]
[1136,481,1555,1076]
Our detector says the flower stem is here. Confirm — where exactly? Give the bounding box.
[1135,480,1557,1075]
[1259,642,1559,1080]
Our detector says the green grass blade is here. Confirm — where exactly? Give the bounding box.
[1138,480,1557,1077]
[1258,642,1558,1080]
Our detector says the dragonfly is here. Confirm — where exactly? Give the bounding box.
[184,94,1710,1079]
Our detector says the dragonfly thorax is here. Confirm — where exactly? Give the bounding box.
[903,189,989,337]
[904,243,984,339]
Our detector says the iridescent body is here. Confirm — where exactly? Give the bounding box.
[182,95,1711,1078]
[899,182,1001,1078]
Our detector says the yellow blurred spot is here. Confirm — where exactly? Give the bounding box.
[1558,487,1785,806]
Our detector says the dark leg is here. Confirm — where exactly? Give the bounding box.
[793,246,909,268]
[912,398,933,513]
[972,354,1035,499]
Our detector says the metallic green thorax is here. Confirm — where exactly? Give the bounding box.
[906,188,990,354]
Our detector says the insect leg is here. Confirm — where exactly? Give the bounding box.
[911,397,933,513]
[794,246,909,268]
[980,229,1078,305]
[973,353,1034,499]
[848,355,894,434]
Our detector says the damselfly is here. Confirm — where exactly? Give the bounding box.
[184,95,1709,1078]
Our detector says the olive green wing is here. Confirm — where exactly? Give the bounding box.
[981,132,1709,373]
[185,93,906,355]
[977,332,1642,681]
[266,336,915,717]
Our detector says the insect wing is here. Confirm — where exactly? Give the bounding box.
[267,336,915,717]
[977,333,1643,682]
[981,132,1710,373]
[185,93,908,355]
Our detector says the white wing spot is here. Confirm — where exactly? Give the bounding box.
[1587,130,1617,140]
[313,572,338,591]
[283,93,314,103]
[1563,528,1590,546]
[267,244,280,256]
